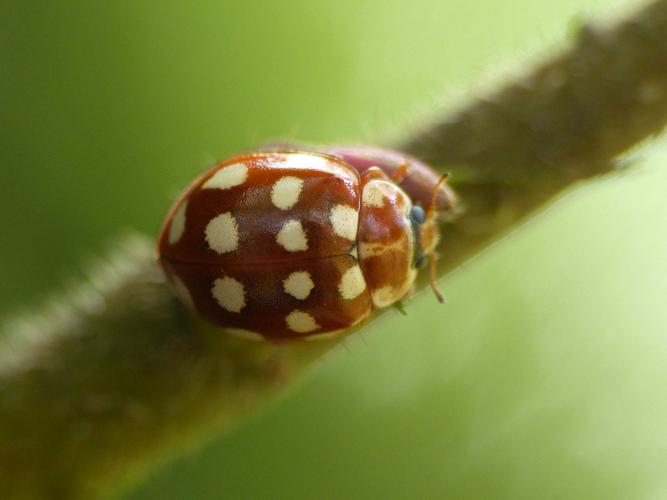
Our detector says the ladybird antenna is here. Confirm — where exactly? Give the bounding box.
[425,172,449,303]
[428,252,445,303]
[426,172,450,221]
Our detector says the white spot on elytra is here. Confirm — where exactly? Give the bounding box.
[371,285,397,308]
[362,181,386,208]
[271,176,304,210]
[168,201,188,244]
[283,271,314,300]
[205,212,239,254]
[276,219,308,252]
[329,204,358,241]
[212,276,246,313]
[286,310,320,333]
[202,163,248,190]
[338,264,367,300]
[226,328,264,342]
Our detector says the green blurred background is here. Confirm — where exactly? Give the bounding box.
[2,0,666,499]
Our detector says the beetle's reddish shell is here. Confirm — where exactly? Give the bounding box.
[158,152,375,341]
[158,148,448,342]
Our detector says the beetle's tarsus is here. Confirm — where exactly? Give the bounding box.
[393,300,408,316]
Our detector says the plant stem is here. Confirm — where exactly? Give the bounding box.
[2,0,667,498]
[0,236,336,500]
[401,0,667,281]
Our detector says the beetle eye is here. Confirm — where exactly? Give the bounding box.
[409,205,426,224]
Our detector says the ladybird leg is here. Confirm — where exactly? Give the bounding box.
[391,161,410,184]
[393,300,408,316]
[361,166,391,182]
[361,163,411,184]
[423,171,448,304]
[428,252,445,303]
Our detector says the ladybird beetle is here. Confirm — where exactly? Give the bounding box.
[157,146,456,342]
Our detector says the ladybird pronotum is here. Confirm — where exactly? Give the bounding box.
[157,146,457,342]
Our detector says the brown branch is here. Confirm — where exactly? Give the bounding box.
[2,1,667,498]
[400,0,667,276]
[0,236,336,500]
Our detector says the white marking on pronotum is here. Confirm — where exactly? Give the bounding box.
[225,328,264,342]
[205,212,239,253]
[283,271,314,300]
[362,181,386,208]
[202,163,248,190]
[212,276,246,313]
[285,310,320,333]
[276,219,308,252]
[271,176,304,210]
[329,204,358,241]
[338,264,367,300]
[168,201,188,244]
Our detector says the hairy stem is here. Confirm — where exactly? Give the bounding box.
[2,0,667,498]
[401,0,667,278]
[0,236,336,500]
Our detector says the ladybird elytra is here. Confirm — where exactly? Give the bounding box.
[157,147,454,342]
